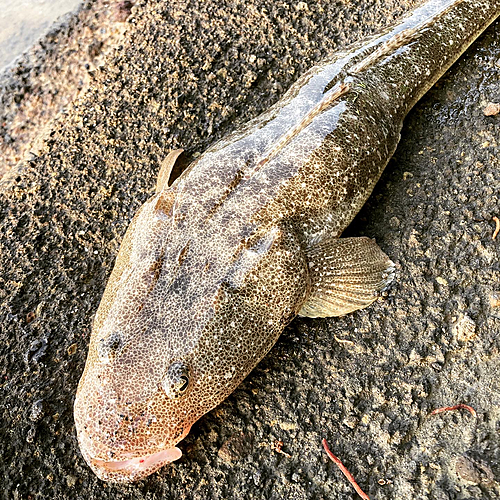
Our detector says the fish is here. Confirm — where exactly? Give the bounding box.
[74,0,500,483]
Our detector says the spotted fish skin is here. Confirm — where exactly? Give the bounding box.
[74,0,500,482]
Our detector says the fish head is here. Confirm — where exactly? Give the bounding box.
[74,188,309,482]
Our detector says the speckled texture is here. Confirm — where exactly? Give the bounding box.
[1,0,499,498]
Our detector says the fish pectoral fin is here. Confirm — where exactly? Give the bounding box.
[299,236,395,318]
[156,149,186,193]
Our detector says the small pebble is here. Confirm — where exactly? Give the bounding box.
[67,343,78,356]
[489,292,500,308]
[218,433,252,463]
[30,399,45,422]
[26,427,36,443]
[483,103,500,116]
[456,455,495,487]
[452,314,476,342]
[26,311,36,324]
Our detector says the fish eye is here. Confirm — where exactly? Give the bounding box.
[161,361,191,399]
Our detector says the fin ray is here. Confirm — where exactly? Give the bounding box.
[299,236,394,318]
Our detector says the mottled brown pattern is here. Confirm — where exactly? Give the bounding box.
[74,0,500,482]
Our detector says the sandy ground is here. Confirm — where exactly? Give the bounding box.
[0,0,499,498]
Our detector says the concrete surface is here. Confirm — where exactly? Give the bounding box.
[0,0,82,71]
[0,0,499,498]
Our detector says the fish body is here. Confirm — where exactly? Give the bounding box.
[74,0,500,482]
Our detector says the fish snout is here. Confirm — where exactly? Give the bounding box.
[75,390,191,482]
[75,413,191,482]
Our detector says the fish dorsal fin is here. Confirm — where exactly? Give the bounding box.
[299,236,395,318]
[156,149,186,193]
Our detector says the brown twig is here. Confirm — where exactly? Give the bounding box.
[430,404,477,418]
[492,216,500,240]
[322,439,370,500]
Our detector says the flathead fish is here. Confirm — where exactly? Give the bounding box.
[74,0,500,482]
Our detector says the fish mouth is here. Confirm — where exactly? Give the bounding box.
[89,447,183,482]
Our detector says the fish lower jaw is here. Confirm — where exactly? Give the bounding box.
[89,447,183,482]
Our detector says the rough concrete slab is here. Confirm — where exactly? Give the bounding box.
[0,0,132,179]
[0,0,499,498]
